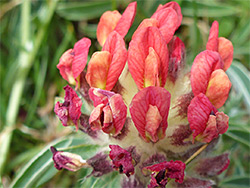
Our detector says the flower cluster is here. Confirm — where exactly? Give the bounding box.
[51,1,233,187]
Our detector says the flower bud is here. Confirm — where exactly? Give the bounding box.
[50,146,89,172]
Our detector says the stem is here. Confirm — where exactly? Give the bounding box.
[0,0,58,175]
[185,143,208,165]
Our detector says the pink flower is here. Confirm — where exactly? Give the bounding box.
[187,93,229,143]
[54,85,82,130]
[57,38,91,86]
[86,31,127,91]
[130,86,171,143]
[191,50,232,108]
[88,88,127,136]
[128,27,169,90]
[206,21,234,71]
[97,2,137,46]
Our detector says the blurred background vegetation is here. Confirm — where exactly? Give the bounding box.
[0,0,249,187]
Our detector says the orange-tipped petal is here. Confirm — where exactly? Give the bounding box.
[128,27,169,90]
[114,2,137,38]
[86,51,111,89]
[102,31,127,91]
[151,8,178,43]
[155,1,182,28]
[144,47,160,87]
[218,37,234,71]
[206,21,219,51]
[205,69,231,108]
[57,38,91,85]
[191,50,223,96]
[97,11,121,46]
[129,86,171,142]
[102,105,114,134]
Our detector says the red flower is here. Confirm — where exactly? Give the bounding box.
[54,85,82,130]
[88,88,127,136]
[86,31,127,90]
[97,2,137,46]
[187,93,229,143]
[130,86,171,142]
[109,145,137,177]
[128,27,169,90]
[142,160,186,188]
[57,38,91,86]
[190,50,231,108]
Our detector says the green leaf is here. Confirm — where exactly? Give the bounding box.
[219,176,250,188]
[56,1,112,21]
[181,1,241,17]
[10,136,101,188]
[80,171,120,188]
[224,127,250,148]
[226,61,250,111]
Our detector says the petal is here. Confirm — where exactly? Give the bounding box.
[72,37,91,80]
[109,145,135,177]
[97,10,121,46]
[205,69,232,108]
[57,49,75,85]
[54,85,82,130]
[215,111,229,134]
[88,87,114,107]
[114,2,137,38]
[129,86,171,142]
[128,27,169,90]
[86,51,112,89]
[190,50,223,96]
[168,36,186,82]
[187,93,217,140]
[102,31,127,90]
[218,37,234,71]
[144,47,161,87]
[89,103,105,131]
[132,18,158,39]
[206,21,219,51]
[102,105,114,134]
[151,7,179,43]
[109,94,128,136]
[155,1,182,28]
[195,153,230,177]
[201,115,219,143]
[145,105,163,142]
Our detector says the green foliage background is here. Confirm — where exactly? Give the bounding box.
[0,0,249,187]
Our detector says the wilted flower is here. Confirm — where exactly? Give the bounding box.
[52,1,233,187]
